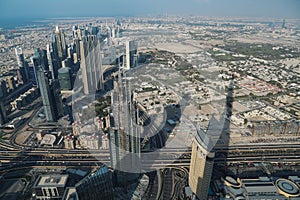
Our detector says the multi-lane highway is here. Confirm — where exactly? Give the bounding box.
[1,142,300,174]
[1,98,300,174]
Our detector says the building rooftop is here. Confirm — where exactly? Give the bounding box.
[40,134,56,146]
[34,174,68,188]
[58,67,71,73]
[275,178,300,198]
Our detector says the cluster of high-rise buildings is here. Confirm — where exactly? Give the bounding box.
[1,22,138,124]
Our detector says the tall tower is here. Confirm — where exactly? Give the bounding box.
[50,79,64,118]
[15,47,29,82]
[58,67,72,90]
[189,136,215,200]
[125,41,137,71]
[54,26,67,61]
[34,48,49,70]
[73,38,81,61]
[15,47,25,67]
[46,44,55,79]
[32,55,63,122]
[34,60,56,122]
[109,71,141,185]
[80,35,103,95]
[282,19,286,29]
[50,36,62,79]
[125,41,131,70]
[75,165,114,200]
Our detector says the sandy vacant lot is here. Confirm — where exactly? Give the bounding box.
[153,42,201,54]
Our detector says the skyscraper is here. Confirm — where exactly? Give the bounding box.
[50,79,64,117]
[282,19,286,29]
[91,26,99,36]
[33,56,63,122]
[15,47,30,83]
[46,44,55,79]
[189,122,219,200]
[125,40,137,71]
[79,35,103,95]
[15,47,25,67]
[75,165,114,200]
[73,38,81,61]
[27,63,38,86]
[34,61,55,122]
[189,135,215,200]
[54,26,67,61]
[58,67,73,90]
[109,72,141,185]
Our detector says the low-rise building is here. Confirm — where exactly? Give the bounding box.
[64,135,74,149]
[32,174,68,200]
[78,134,99,150]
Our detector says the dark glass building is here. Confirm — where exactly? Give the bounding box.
[33,55,63,122]
[75,165,114,200]
[58,67,73,90]
[28,63,38,86]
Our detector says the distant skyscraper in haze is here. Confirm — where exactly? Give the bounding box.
[51,35,63,78]
[282,19,286,29]
[125,40,138,70]
[79,35,103,95]
[15,47,30,82]
[189,128,215,200]
[75,165,114,200]
[46,44,56,79]
[109,72,141,185]
[91,26,99,35]
[54,26,67,61]
[32,55,63,122]
[73,38,81,61]
[34,48,49,70]
[15,47,25,67]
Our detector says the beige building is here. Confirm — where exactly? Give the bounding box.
[64,135,74,149]
[33,174,68,200]
[78,134,99,150]
[101,134,109,150]
[189,138,215,200]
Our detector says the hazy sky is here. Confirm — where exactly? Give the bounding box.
[0,0,299,20]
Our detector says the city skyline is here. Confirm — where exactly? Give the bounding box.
[0,2,300,198]
[0,0,300,22]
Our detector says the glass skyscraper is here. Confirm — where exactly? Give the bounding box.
[75,165,114,200]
